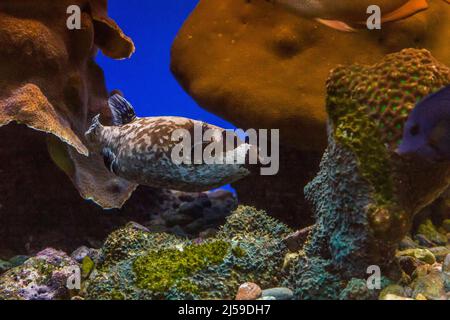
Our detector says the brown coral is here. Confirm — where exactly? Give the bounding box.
[0,0,137,209]
[170,0,450,226]
[171,0,450,151]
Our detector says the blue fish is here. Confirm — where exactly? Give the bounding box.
[397,85,450,162]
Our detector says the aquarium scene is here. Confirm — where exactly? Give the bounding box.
[0,0,450,305]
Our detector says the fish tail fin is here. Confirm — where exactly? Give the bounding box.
[108,94,137,126]
[315,18,356,32]
[381,0,428,24]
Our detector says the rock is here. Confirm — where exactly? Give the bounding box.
[261,288,294,301]
[85,206,292,300]
[178,202,205,219]
[399,236,418,250]
[0,260,12,274]
[71,246,91,263]
[443,219,450,233]
[207,190,233,201]
[416,219,448,246]
[199,228,218,239]
[379,285,407,300]
[414,234,436,248]
[8,255,29,268]
[177,193,196,203]
[125,221,150,233]
[415,294,427,300]
[443,254,450,273]
[339,278,376,300]
[0,248,78,300]
[184,219,208,235]
[81,256,95,279]
[283,226,313,252]
[163,213,195,227]
[397,249,436,265]
[71,246,100,264]
[168,225,189,238]
[412,265,433,279]
[381,294,414,301]
[236,283,262,301]
[428,247,450,263]
[411,272,446,300]
[397,256,424,276]
[258,296,276,300]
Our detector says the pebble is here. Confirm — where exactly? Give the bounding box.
[283,226,313,252]
[415,294,427,300]
[411,271,446,300]
[178,202,205,219]
[442,219,450,233]
[9,255,29,267]
[443,254,450,273]
[126,221,150,233]
[258,296,276,300]
[236,283,262,300]
[164,213,195,227]
[379,284,406,300]
[0,260,12,273]
[397,256,423,276]
[414,234,436,248]
[261,287,294,300]
[397,248,436,265]
[399,236,418,250]
[381,294,413,300]
[428,247,450,263]
[71,246,91,263]
[199,228,218,239]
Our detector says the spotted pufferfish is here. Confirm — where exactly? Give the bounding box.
[85,94,252,191]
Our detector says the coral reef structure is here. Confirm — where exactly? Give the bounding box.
[171,0,450,152]
[170,0,450,225]
[0,0,137,209]
[290,49,450,299]
[83,206,292,300]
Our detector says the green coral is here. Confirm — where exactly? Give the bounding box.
[133,241,230,293]
[327,93,393,205]
[81,256,95,279]
[218,206,291,239]
[326,49,450,208]
[84,206,292,300]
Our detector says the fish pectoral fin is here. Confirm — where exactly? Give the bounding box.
[381,0,429,23]
[315,18,356,32]
[102,148,119,174]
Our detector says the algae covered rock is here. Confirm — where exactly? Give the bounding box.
[416,219,448,246]
[84,206,292,300]
[411,271,447,300]
[0,248,78,300]
[397,249,436,265]
[291,49,450,299]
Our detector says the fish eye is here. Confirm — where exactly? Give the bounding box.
[410,124,420,136]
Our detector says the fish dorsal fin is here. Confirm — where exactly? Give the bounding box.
[315,18,356,32]
[382,0,429,23]
[108,94,137,126]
